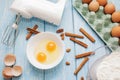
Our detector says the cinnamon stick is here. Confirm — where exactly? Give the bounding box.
[56,28,64,33]
[27,28,40,34]
[65,32,84,39]
[79,28,95,43]
[70,37,88,48]
[26,25,38,40]
[60,33,65,40]
[74,57,89,75]
[81,76,84,80]
[66,61,70,65]
[75,51,94,59]
[66,48,71,53]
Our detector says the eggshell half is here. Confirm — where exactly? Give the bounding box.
[12,66,22,77]
[4,54,16,66]
[2,67,13,79]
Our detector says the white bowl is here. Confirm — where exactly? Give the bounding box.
[26,32,65,70]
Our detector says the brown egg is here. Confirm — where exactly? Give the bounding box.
[12,66,22,77]
[111,25,120,37]
[97,0,107,6]
[89,1,100,12]
[112,11,120,23]
[82,0,92,4]
[4,54,16,66]
[2,67,13,79]
[104,3,115,14]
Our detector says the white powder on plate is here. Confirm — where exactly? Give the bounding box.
[96,52,120,80]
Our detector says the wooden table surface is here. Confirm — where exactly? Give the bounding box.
[0,0,120,80]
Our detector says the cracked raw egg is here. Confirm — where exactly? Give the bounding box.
[46,41,56,52]
[27,32,65,69]
[36,52,47,63]
[35,40,60,65]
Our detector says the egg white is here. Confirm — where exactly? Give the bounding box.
[35,40,60,65]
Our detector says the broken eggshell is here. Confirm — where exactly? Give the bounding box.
[4,54,16,66]
[12,66,22,77]
[2,67,13,79]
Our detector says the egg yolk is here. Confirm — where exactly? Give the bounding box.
[36,52,46,62]
[46,41,56,52]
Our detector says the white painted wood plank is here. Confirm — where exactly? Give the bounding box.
[44,0,76,80]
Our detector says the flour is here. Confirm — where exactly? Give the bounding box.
[96,52,120,80]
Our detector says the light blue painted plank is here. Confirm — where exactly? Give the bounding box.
[0,0,16,79]
[1,0,46,80]
[72,11,105,80]
[72,5,105,80]
[44,0,76,80]
[12,18,45,80]
[0,0,119,80]
[72,0,105,80]
[0,46,15,80]
[72,0,120,80]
